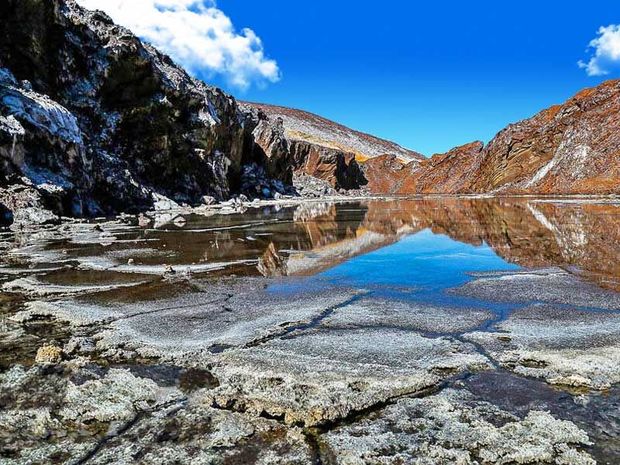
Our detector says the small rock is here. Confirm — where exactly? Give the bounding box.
[201,195,217,206]
[127,258,135,265]
[35,345,63,364]
[138,214,151,227]
[173,216,187,228]
[164,264,176,275]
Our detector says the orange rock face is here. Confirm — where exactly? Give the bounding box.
[360,142,484,195]
[289,140,366,190]
[360,155,410,194]
[470,80,620,194]
[396,142,484,194]
[363,79,620,196]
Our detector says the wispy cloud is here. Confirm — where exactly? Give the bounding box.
[76,0,280,90]
[579,25,620,76]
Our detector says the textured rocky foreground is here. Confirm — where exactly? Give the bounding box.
[0,198,619,464]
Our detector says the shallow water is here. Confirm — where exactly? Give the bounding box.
[270,228,523,319]
[4,198,620,288]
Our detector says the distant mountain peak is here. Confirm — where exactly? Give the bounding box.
[243,102,424,164]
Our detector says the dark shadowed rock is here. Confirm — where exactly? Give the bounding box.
[0,0,281,220]
[241,103,371,192]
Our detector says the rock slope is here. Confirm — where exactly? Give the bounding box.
[249,77,620,197]
[376,80,620,196]
[245,103,424,164]
[0,0,297,225]
[470,80,620,194]
[242,103,430,194]
[242,105,369,193]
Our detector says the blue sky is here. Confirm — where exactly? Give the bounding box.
[80,0,620,156]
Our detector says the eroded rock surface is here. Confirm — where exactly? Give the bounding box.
[208,328,489,427]
[0,364,313,465]
[0,0,304,223]
[465,302,620,390]
[364,81,620,196]
[0,199,619,464]
[322,388,595,465]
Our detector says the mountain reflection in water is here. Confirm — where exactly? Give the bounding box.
[252,199,620,291]
[93,198,620,292]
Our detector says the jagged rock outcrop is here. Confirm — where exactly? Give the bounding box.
[241,104,371,192]
[396,141,485,194]
[241,106,293,185]
[245,103,424,163]
[0,0,288,224]
[360,154,410,194]
[288,139,367,190]
[470,80,620,194]
[388,80,620,196]
[360,142,484,195]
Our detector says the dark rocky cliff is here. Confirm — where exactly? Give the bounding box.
[242,103,368,193]
[0,0,295,225]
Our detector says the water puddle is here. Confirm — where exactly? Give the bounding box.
[461,371,620,464]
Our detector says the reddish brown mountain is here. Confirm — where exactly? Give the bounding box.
[262,77,620,197]
[377,79,620,196]
[469,80,620,194]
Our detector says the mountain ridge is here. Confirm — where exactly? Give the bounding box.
[0,0,618,227]
[243,102,425,163]
[363,78,620,196]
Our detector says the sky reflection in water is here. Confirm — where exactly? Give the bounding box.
[271,228,521,313]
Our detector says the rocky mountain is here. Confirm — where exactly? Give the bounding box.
[378,80,620,196]
[0,0,259,222]
[245,103,424,163]
[248,76,620,198]
[0,0,618,228]
[469,80,620,194]
[241,102,424,195]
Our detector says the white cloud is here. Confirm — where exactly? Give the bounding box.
[579,24,620,76]
[76,0,280,90]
